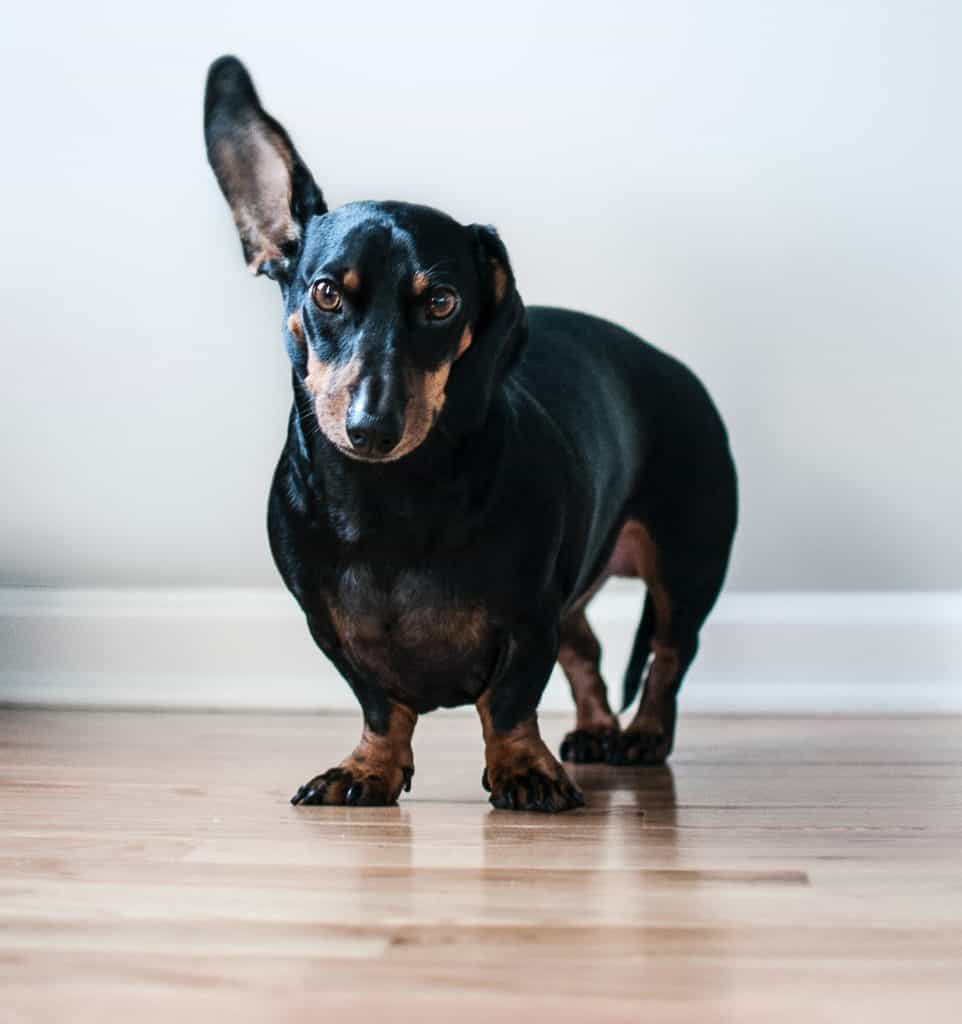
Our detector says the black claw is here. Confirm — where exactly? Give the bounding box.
[345,782,363,805]
[539,776,553,807]
[402,766,414,793]
[531,775,547,807]
[481,768,490,792]
[293,783,312,805]
[487,763,585,813]
[533,777,553,811]
[561,729,620,765]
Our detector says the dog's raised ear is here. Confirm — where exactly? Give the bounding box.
[204,56,325,281]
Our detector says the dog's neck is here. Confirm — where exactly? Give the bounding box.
[288,377,508,553]
[284,296,526,553]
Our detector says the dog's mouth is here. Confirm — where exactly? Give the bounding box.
[334,442,407,464]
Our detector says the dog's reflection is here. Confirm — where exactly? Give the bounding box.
[480,762,679,873]
[473,761,681,977]
[571,761,678,814]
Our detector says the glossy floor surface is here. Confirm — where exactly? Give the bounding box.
[1,710,960,1022]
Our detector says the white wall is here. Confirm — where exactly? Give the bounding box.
[2,1,960,591]
[4,586,962,712]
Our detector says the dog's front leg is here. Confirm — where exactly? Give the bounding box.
[477,624,584,813]
[290,700,417,807]
[290,615,417,807]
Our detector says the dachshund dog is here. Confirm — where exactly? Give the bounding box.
[204,56,737,812]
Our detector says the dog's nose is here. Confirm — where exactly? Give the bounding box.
[346,413,402,456]
[346,407,401,456]
[346,371,405,457]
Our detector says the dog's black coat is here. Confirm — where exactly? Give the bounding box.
[204,56,737,810]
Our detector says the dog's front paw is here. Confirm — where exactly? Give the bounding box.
[560,726,620,764]
[291,760,413,806]
[483,754,584,813]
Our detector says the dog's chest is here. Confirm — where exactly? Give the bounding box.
[324,564,496,710]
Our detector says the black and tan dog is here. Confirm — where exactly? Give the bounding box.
[204,56,737,812]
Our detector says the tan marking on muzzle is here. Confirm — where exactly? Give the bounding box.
[386,361,453,460]
[303,349,363,450]
[304,349,455,462]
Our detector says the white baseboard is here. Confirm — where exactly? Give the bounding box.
[1,585,961,713]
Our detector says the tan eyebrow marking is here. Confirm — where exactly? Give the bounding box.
[342,268,361,293]
[492,260,508,304]
[456,325,473,360]
[412,272,430,296]
[287,310,305,345]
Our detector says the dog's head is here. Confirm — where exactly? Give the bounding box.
[204,56,525,463]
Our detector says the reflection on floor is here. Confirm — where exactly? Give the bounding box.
[1,709,961,1022]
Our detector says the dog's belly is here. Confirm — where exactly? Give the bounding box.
[325,565,497,713]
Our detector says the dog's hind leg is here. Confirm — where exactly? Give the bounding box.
[609,553,729,766]
[558,610,620,763]
[604,505,733,765]
[610,631,696,766]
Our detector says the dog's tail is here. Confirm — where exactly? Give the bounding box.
[620,592,654,712]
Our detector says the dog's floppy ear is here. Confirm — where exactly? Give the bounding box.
[442,225,527,436]
[471,225,516,330]
[469,225,526,380]
[204,56,325,281]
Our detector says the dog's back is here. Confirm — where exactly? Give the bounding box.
[514,306,736,597]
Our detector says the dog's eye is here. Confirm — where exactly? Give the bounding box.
[427,287,458,321]
[312,278,342,313]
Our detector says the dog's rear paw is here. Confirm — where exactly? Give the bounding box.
[291,763,413,806]
[607,726,672,766]
[560,727,619,764]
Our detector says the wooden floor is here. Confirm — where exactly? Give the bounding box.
[1,711,960,1022]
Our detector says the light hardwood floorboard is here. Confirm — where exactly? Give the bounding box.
[1,709,960,1022]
